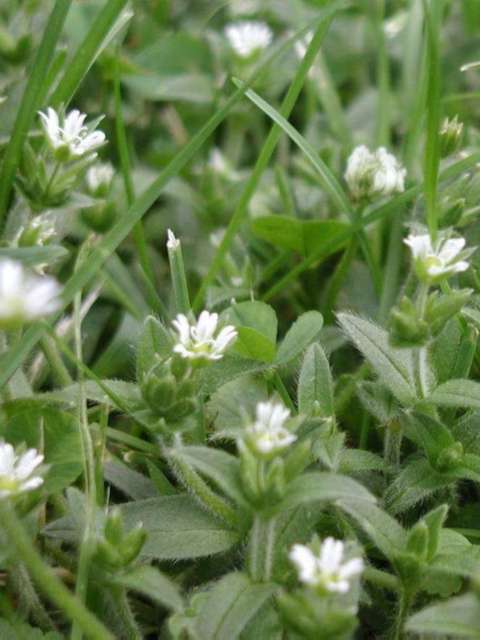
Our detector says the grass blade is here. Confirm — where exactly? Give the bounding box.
[0,0,72,227]
[49,0,130,108]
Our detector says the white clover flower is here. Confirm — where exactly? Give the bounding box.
[166,229,180,250]
[404,233,470,282]
[39,107,106,161]
[345,145,406,200]
[290,538,364,594]
[245,401,296,456]
[0,260,62,326]
[0,442,44,498]
[172,311,237,362]
[225,21,273,58]
[86,163,114,196]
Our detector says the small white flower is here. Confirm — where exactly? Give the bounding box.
[225,21,273,58]
[86,163,114,196]
[404,233,470,282]
[0,442,44,498]
[0,260,62,326]
[245,401,296,456]
[208,148,240,181]
[345,145,406,200]
[166,229,180,250]
[172,311,237,362]
[289,538,363,594]
[39,107,106,160]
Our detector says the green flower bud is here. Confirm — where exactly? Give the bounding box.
[265,457,286,501]
[393,551,422,587]
[95,540,123,569]
[406,522,429,562]
[436,441,464,472]
[141,373,176,413]
[81,202,116,233]
[440,115,464,157]
[104,507,124,546]
[284,439,312,481]
[389,297,429,347]
[119,523,147,565]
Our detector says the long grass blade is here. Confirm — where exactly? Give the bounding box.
[0,0,72,227]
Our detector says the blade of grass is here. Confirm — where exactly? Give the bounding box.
[0,22,320,390]
[0,0,72,228]
[261,151,480,301]
[192,1,349,312]
[423,0,444,242]
[49,0,130,108]
[113,51,167,317]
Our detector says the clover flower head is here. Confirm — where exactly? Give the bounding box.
[345,145,406,200]
[404,233,471,282]
[0,260,61,327]
[225,21,273,58]
[39,107,106,160]
[172,311,237,362]
[289,538,364,594]
[245,401,296,456]
[0,441,44,498]
[86,163,114,196]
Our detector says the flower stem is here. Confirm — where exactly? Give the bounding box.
[0,500,113,639]
[391,589,414,640]
[71,278,97,640]
[247,513,277,583]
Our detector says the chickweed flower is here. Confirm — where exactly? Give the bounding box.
[345,145,406,201]
[0,259,61,327]
[166,228,180,250]
[404,233,471,283]
[245,401,296,456]
[290,538,363,594]
[172,311,237,362]
[225,21,273,58]
[38,107,106,161]
[86,163,114,197]
[0,442,44,498]
[440,115,464,157]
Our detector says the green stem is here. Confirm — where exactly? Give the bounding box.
[0,500,113,639]
[322,237,359,323]
[392,589,414,640]
[40,335,72,387]
[71,279,97,640]
[413,283,430,399]
[247,513,277,582]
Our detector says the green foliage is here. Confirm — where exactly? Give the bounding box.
[2,1,480,638]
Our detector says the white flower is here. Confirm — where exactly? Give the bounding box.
[245,401,296,456]
[208,148,240,181]
[0,260,62,326]
[289,538,364,594]
[0,442,44,498]
[225,21,273,58]
[172,311,237,362]
[39,107,106,160]
[166,229,180,250]
[345,145,406,200]
[404,233,470,282]
[86,163,114,196]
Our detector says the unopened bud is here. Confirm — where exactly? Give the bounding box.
[440,115,464,157]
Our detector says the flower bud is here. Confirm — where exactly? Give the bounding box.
[440,197,465,228]
[119,523,147,565]
[81,202,116,233]
[104,507,125,546]
[440,115,464,157]
[141,373,176,414]
[406,522,429,562]
[436,441,464,472]
[389,297,429,347]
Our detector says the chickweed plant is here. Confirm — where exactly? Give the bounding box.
[2,0,480,638]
